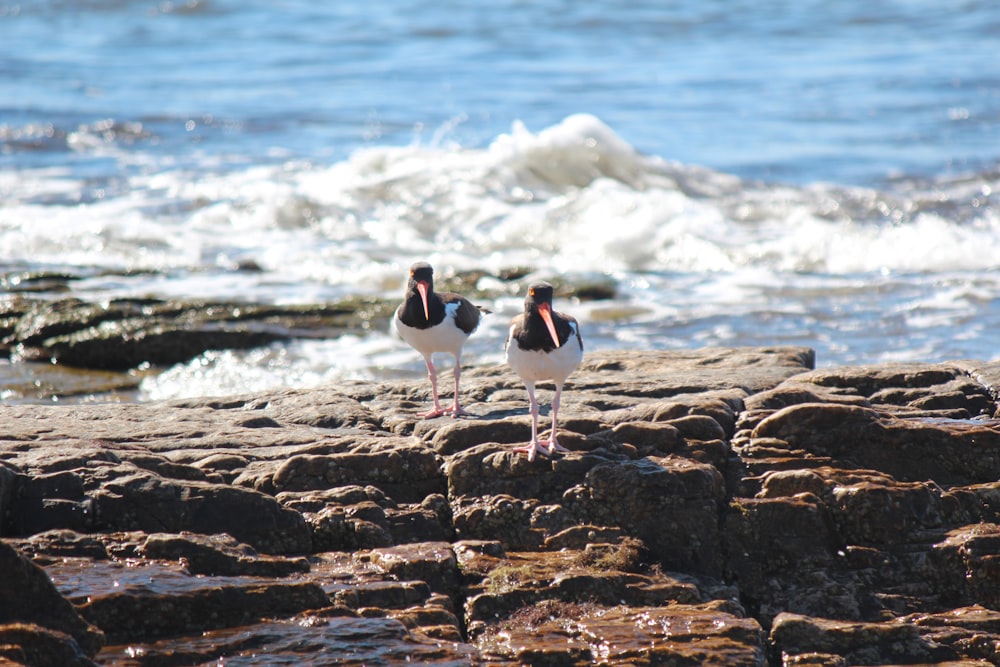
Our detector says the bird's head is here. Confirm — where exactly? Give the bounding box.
[527,282,561,349]
[408,262,435,321]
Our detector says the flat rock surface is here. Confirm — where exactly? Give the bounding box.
[2,346,1000,665]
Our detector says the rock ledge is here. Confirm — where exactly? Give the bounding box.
[2,347,1000,665]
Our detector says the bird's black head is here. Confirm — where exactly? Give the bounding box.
[525,281,554,311]
[521,281,564,350]
[408,262,434,290]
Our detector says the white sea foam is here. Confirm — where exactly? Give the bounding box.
[3,115,999,400]
[4,115,999,299]
[138,336,405,402]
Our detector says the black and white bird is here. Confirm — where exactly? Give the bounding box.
[394,261,488,419]
[505,281,583,461]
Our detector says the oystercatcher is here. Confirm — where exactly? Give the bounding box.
[394,261,489,418]
[505,281,583,461]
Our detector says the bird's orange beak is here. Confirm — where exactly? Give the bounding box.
[416,281,430,321]
[538,302,561,348]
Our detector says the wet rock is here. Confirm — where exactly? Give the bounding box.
[30,321,287,370]
[0,623,97,667]
[0,541,104,658]
[463,545,705,630]
[0,270,79,295]
[139,532,311,577]
[78,581,331,644]
[903,605,1000,664]
[769,612,957,665]
[452,539,506,578]
[6,296,398,371]
[387,603,463,641]
[331,580,431,610]
[98,614,479,666]
[10,529,109,561]
[11,298,113,348]
[475,602,766,666]
[367,542,461,599]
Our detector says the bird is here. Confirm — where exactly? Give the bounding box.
[394,261,489,419]
[505,281,583,461]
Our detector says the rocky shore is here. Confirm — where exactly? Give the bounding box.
[0,271,613,402]
[2,345,1000,665]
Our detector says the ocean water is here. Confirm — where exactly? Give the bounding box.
[1,0,999,402]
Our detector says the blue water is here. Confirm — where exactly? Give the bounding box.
[1,0,999,402]
[4,0,998,183]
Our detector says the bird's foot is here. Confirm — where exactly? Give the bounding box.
[417,407,447,419]
[513,441,558,462]
[538,436,570,454]
[445,404,472,418]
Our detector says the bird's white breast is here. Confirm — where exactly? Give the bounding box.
[395,302,469,356]
[505,322,583,384]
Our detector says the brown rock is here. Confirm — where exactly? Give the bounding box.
[570,455,726,574]
[590,421,685,457]
[427,417,533,455]
[770,612,957,665]
[0,624,97,667]
[78,581,330,643]
[445,443,615,504]
[330,580,431,610]
[268,447,443,503]
[752,403,1000,485]
[931,524,1000,609]
[387,603,463,641]
[139,532,310,577]
[3,348,999,663]
[10,530,109,560]
[367,542,460,598]
[475,602,765,666]
[903,605,1000,664]
[452,494,542,550]
[89,470,312,554]
[667,413,728,441]
[0,541,104,657]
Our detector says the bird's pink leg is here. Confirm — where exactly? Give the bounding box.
[543,383,571,455]
[445,355,471,417]
[417,356,446,419]
[513,383,550,461]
